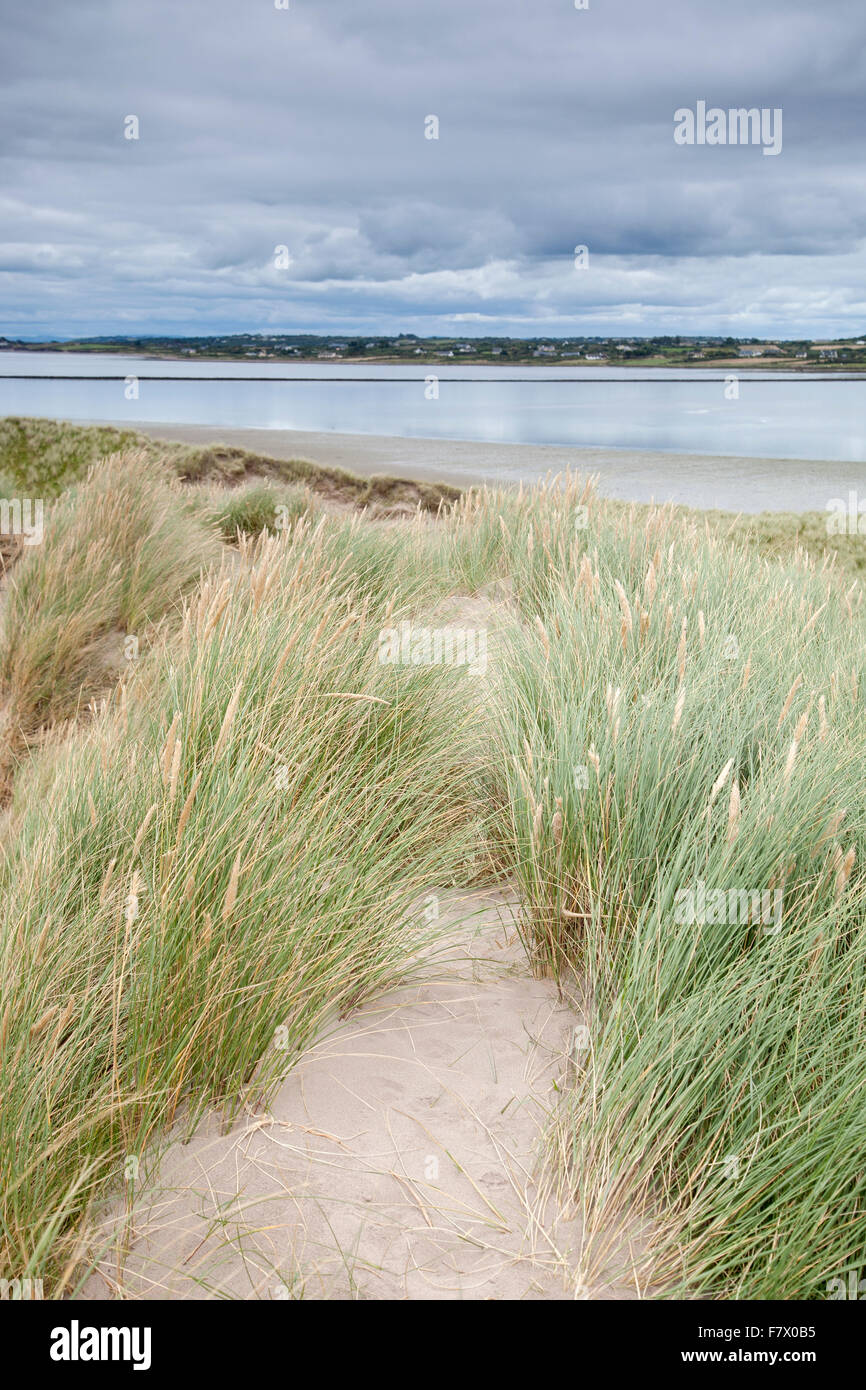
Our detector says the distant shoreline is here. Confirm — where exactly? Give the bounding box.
[2,347,864,374]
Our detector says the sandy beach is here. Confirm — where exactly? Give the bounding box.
[96,419,862,514]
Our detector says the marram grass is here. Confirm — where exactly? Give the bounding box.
[1,447,864,1301]
[483,478,866,1298]
[0,512,482,1293]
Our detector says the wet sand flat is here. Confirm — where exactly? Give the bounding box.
[86,419,861,514]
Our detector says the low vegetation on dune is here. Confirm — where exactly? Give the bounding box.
[0,418,149,498]
[0,424,864,1300]
[0,417,461,515]
[203,478,316,542]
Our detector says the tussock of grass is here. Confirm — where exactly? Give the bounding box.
[477,474,866,1298]
[0,451,222,791]
[200,478,316,542]
[0,512,482,1293]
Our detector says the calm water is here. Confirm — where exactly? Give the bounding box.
[2,352,865,462]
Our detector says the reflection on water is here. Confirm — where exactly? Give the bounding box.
[1,352,864,512]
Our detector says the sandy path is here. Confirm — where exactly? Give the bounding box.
[78,595,639,1301]
[80,890,609,1300]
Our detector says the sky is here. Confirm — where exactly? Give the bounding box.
[1,0,865,340]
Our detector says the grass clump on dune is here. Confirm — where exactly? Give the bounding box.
[0,502,482,1294]
[472,475,866,1298]
[0,451,222,791]
[201,478,317,542]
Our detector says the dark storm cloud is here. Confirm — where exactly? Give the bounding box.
[1,0,864,336]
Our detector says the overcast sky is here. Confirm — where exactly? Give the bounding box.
[2,0,865,339]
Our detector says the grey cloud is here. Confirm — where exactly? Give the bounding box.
[1,0,864,336]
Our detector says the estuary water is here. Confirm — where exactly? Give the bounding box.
[1,351,864,511]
